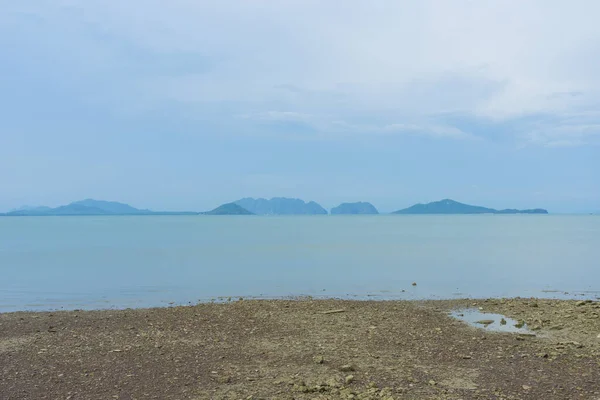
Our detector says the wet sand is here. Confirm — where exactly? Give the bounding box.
[1,298,599,399]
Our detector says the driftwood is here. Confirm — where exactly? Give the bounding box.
[320,309,346,315]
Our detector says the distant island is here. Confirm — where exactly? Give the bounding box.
[202,203,253,215]
[0,199,197,216]
[331,202,379,215]
[392,199,548,214]
[234,197,327,215]
[0,198,549,216]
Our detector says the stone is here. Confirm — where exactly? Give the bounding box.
[326,377,340,388]
[340,364,355,372]
[576,301,586,306]
[345,375,354,384]
[412,282,417,286]
[500,318,507,325]
[294,384,309,393]
[475,319,495,325]
[514,320,525,328]
[313,355,324,364]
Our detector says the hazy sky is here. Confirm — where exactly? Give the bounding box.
[1,1,599,213]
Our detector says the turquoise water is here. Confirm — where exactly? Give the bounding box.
[0,215,598,312]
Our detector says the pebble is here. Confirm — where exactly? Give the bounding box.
[576,301,586,306]
[345,375,354,384]
[514,320,525,328]
[313,355,324,364]
[340,364,355,372]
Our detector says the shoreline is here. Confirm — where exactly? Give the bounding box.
[2,290,599,314]
[1,298,599,399]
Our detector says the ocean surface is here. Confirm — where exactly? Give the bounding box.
[0,215,598,312]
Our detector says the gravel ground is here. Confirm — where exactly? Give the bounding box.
[1,298,599,399]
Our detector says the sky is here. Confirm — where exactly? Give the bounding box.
[0,1,599,213]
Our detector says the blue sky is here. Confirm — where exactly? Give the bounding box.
[0,1,598,213]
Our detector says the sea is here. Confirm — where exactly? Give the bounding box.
[0,215,598,312]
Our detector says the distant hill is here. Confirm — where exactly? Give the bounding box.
[203,203,253,215]
[331,202,379,215]
[235,197,327,215]
[70,199,150,214]
[392,199,548,214]
[9,205,52,213]
[2,199,198,216]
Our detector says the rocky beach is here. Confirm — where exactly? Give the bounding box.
[1,298,599,399]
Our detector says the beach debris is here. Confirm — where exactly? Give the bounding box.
[320,309,346,315]
[340,364,355,372]
[475,319,494,325]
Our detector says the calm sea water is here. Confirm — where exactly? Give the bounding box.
[0,215,598,312]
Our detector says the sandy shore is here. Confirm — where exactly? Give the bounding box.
[1,298,599,399]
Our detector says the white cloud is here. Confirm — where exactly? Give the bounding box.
[3,0,600,145]
[238,111,313,123]
[526,122,600,147]
[383,124,472,139]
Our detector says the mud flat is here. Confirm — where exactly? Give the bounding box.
[1,298,599,399]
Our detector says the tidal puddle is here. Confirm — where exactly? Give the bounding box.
[450,309,534,334]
